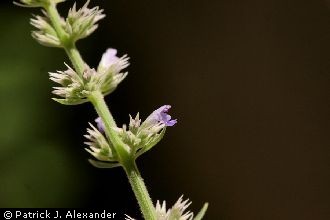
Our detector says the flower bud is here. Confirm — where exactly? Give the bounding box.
[30,12,62,47]
[155,196,194,220]
[65,0,105,42]
[97,48,129,96]
[84,122,120,168]
[49,63,90,105]
[126,196,198,220]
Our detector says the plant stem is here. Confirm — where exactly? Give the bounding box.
[87,91,130,161]
[65,45,85,76]
[44,2,67,42]
[45,3,157,219]
[45,2,85,75]
[124,160,157,220]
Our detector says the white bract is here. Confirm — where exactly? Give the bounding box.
[155,196,194,220]
[126,196,194,220]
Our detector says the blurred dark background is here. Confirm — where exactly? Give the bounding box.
[1,0,330,219]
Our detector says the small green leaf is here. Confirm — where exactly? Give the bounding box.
[52,98,89,105]
[88,159,121,169]
[193,203,209,220]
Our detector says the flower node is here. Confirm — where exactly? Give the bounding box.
[50,48,129,105]
[65,0,105,42]
[95,105,177,159]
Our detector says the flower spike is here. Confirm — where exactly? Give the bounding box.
[18,0,209,218]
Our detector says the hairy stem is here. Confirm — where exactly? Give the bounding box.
[124,160,157,220]
[87,91,130,161]
[44,3,156,219]
[44,2,67,41]
[64,45,85,75]
[45,2,85,75]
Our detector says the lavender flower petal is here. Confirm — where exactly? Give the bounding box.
[99,48,120,69]
[144,105,177,127]
[95,117,105,133]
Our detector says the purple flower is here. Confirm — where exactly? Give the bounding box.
[95,105,176,136]
[95,117,105,133]
[99,48,120,69]
[145,105,177,127]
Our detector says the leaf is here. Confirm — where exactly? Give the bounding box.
[88,159,121,169]
[193,203,209,220]
[52,98,89,105]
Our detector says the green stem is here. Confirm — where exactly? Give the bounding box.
[87,91,130,160]
[45,2,85,75]
[65,45,85,76]
[44,2,67,43]
[45,4,156,219]
[124,160,157,220]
